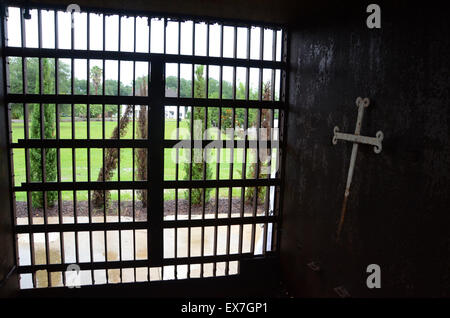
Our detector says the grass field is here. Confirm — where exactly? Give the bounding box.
[12,119,277,202]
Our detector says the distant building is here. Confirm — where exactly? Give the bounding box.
[165,87,186,119]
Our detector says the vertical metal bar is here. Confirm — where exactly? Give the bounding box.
[148,56,164,266]
[192,20,196,57]
[220,24,224,58]
[132,104,136,280]
[22,85,35,292]
[271,29,276,101]
[213,109,222,276]
[97,16,107,282]
[205,23,210,102]
[188,104,194,278]
[20,13,27,95]
[102,104,108,282]
[233,25,237,59]
[36,8,51,286]
[145,83,151,274]
[200,106,207,277]
[118,14,122,52]
[147,16,151,55]
[84,12,94,283]
[163,17,166,54]
[174,104,180,279]
[53,15,64,280]
[118,15,121,96]
[237,26,251,259]
[67,9,80,269]
[18,7,35,286]
[225,107,235,275]
[132,28,137,259]
[73,9,79,274]
[239,108,248,257]
[260,26,264,61]
[250,109,261,254]
[186,20,196,279]
[258,27,264,101]
[247,26,251,61]
[118,115,122,282]
[263,108,275,254]
[214,26,224,272]
[273,29,287,253]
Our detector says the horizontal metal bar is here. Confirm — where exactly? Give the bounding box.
[16,260,150,273]
[164,178,280,188]
[16,253,263,273]
[164,97,284,109]
[12,139,149,149]
[163,54,285,69]
[14,179,278,192]
[14,216,277,233]
[162,254,254,265]
[15,222,149,234]
[6,94,284,109]
[163,215,277,228]
[163,139,280,149]
[7,94,149,105]
[14,181,149,191]
[4,47,285,69]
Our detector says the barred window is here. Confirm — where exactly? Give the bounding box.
[4,5,286,289]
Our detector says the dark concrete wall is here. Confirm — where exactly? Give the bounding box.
[0,5,19,297]
[281,4,450,297]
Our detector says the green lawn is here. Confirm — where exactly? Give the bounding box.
[12,119,277,202]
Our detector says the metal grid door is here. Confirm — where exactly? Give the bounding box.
[2,3,287,289]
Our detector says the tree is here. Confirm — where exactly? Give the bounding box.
[182,66,213,205]
[245,82,272,205]
[91,104,134,208]
[91,75,148,208]
[30,59,57,207]
[136,76,148,207]
[90,66,102,95]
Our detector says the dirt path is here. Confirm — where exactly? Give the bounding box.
[15,199,267,221]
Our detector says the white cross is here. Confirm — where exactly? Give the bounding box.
[332,97,384,240]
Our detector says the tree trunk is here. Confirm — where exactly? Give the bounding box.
[92,105,134,208]
[136,80,148,207]
[245,83,272,205]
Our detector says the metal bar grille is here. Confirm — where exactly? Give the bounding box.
[3,3,287,289]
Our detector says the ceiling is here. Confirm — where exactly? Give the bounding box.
[6,0,386,26]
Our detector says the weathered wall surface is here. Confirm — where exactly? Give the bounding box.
[0,8,19,296]
[281,5,450,297]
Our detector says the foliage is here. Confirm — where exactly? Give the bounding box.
[182,66,213,205]
[91,105,134,208]
[90,66,102,95]
[8,57,275,208]
[29,59,57,207]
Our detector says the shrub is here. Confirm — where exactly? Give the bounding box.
[30,104,57,207]
[30,59,57,208]
[182,106,213,205]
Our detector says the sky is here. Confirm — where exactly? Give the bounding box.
[6,7,282,94]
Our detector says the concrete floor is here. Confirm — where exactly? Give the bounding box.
[17,215,269,288]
